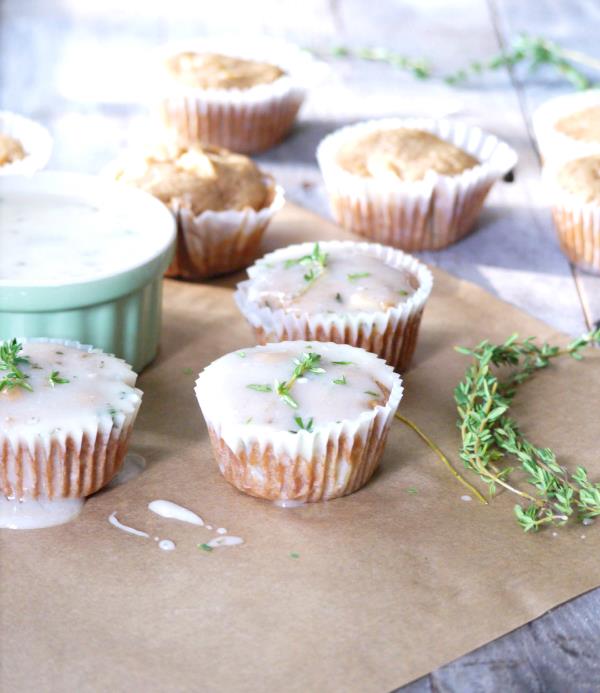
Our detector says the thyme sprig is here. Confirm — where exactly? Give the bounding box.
[284,243,328,288]
[275,352,326,410]
[326,34,598,90]
[0,339,32,392]
[455,329,600,531]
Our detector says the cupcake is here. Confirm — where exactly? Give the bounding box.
[195,341,403,502]
[112,143,284,280]
[0,111,52,175]
[546,155,600,274]
[234,240,433,372]
[156,37,325,153]
[0,338,142,528]
[317,118,517,251]
[533,90,600,164]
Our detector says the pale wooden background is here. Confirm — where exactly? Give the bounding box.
[1,0,599,690]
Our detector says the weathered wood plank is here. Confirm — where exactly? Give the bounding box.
[490,0,600,331]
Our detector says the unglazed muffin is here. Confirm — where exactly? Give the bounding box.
[546,155,600,273]
[317,118,517,251]
[112,144,283,279]
[156,37,324,154]
[533,90,600,163]
[195,341,403,502]
[0,338,142,528]
[0,111,52,175]
[235,240,433,372]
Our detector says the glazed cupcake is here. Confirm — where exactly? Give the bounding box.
[317,118,517,251]
[235,240,433,372]
[195,341,403,502]
[0,111,52,175]
[157,37,325,154]
[545,155,600,274]
[533,90,600,164]
[0,338,142,528]
[112,143,284,280]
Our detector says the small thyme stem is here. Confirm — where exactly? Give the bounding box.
[395,412,488,504]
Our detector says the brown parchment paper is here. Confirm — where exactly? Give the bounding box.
[1,204,599,693]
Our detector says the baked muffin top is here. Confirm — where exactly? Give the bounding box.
[196,341,395,432]
[114,145,270,215]
[0,339,141,440]
[336,128,479,181]
[556,155,600,204]
[554,106,600,144]
[0,132,25,166]
[165,51,285,90]
[243,242,418,316]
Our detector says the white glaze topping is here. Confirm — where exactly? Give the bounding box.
[196,341,394,433]
[148,499,204,526]
[0,192,165,283]
[0,497,84,529]
[158,539,176,551]
[0,340,141,444]
[108,511,150,538]
[206,535,244,548]
[246,243,417,315]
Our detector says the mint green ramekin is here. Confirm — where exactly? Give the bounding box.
[0,172,176,372]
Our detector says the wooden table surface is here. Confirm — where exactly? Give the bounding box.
[1,0,599,690]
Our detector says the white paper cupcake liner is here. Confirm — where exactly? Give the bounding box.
[543,164,600,274]
[167,182,285,279]
[234,240,433,372]
[156,36,328,153]
[316,117,517,251]
[532,90,600,165]
[195,341,403,502]
[0,339,142,501]
[0,111,52,175]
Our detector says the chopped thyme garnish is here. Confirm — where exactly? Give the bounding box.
[48,371,69,387]
[275,352,325,409]
[332,360,353,366]
[347,272,371,281]
[406,487,418,495]
[237,351,246,358]
[198,543,213,552]
[294,416,314,432]
[333,375,347,385]
[182,367,194,375]
[245,416,253,424]
[398,289,409,296]
[247,383,273,393]
[290,552,300,559]
[0,339,32,392]
[284,243,328,288]
[335,292,343,303]
[365,390,380,397]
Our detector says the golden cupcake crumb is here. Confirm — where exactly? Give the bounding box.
[166,51,285,90]
[0,132,26,166]
[115,145,270,215]
[554,106,600,144]
[556,155,600,204]
[336,128,479,181]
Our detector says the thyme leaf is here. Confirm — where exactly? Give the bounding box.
[0,339,32,392]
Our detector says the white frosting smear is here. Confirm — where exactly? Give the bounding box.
[273,499,306,508]
[158,539,176,551]
[216,527,227,534]
[0,497,84,529]
[108,511,149,538]
[148,500,204,526]
[206,535,244,548]
[0,192,163,283]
